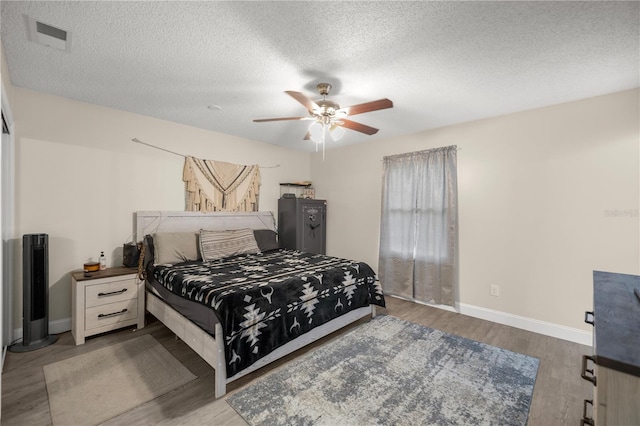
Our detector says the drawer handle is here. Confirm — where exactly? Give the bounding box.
[97,288,128,297]
[584,311,594,326]
[581,399,594,426]
[98,308,128,318]
[581,354,597,386]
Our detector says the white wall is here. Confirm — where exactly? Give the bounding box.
[12,87,310,328]
[311,89,640,336]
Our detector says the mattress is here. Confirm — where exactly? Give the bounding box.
[146,278,219,335]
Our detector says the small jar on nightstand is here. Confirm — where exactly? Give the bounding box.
[71,266,145,345]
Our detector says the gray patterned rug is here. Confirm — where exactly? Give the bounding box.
[227,315,538,426]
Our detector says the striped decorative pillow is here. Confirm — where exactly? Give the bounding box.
[199,228,260,262]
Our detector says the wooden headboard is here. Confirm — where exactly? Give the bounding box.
[135,211,276,239]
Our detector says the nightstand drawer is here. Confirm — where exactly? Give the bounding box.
[85,278,137,308]
[85,299,138,330]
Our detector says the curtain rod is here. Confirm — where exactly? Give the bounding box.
[381,145,461,161]
[131,138,280,168]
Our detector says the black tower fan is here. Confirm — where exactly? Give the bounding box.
[9,234,58,352]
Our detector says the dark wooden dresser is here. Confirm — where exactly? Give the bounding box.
[581,271,640,425]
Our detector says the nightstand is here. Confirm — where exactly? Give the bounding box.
[71,266,145,345]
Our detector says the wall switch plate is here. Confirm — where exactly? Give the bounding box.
[490,285,500,297]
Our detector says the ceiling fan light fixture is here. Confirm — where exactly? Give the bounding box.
[335,109,348,118]
[330,125,345,141]
[309,121,324,144]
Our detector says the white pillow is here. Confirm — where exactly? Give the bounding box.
[153,232,200,264]
[200,228,260,262]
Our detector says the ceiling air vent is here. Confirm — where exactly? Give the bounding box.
[25,15,72,52]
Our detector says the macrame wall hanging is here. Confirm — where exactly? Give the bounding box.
[183,156,261,212]
[130,138,277,212]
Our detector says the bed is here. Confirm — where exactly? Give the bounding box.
[135,211,385,398]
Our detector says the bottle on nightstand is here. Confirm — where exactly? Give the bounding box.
[99,251,107,270]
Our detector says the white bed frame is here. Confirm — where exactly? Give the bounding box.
[136,211,375,398]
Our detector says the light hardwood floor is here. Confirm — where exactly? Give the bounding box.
[2,296,593,425]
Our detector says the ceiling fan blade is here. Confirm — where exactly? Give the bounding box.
[337,119,379,135]
[253,116,310,123]
[285,91,320,112]
[340,98,393,116]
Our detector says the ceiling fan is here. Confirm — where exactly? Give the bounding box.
[253,83,393,144]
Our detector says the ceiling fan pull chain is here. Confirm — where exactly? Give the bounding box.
[322,126,326,161]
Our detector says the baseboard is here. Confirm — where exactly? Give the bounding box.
[387,295,592,346]
[13,317,71,342]
[457,303,592,346]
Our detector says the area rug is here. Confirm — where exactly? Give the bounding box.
[227,315,538,426]
[43,334,196,425]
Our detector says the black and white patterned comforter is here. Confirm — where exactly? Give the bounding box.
[153,249,385,377]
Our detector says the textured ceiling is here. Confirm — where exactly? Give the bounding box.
[1,1,638,152]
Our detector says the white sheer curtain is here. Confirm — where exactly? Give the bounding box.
[378,146,458,306]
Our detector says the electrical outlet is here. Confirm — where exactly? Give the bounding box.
[490,285,500,297]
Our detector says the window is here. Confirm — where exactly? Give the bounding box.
[378,146,458,306]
